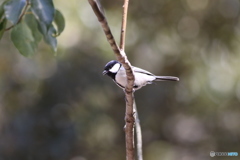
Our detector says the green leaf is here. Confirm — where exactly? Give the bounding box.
[25,14,42,47]
[4,0,27,24]
[31,0,55,28]
[38,21,57,52]
[54,9,65,36]
[11,22,36,56]
[0,2,5,19]
[0,18,7,39]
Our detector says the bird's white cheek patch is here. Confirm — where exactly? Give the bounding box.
[109,63,121,73]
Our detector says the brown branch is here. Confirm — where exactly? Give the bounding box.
[120,1,143,159]
[88,0,135,160]
[5,0,30,31]
[119,0,136,159]
[120,0,129,50]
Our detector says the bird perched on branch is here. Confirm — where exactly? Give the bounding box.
[103,60,179,90]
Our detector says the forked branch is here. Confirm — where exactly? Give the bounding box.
[88,0,135,160]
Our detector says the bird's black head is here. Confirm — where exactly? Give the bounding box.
[102,60,121,79]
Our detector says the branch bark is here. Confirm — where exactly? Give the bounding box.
[119,1,143,159]
[120,0,129,50]
[88,1,135,160]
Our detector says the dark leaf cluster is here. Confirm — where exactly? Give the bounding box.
[0,0,65,56]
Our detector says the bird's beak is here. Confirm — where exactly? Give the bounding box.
[102,70,108,75]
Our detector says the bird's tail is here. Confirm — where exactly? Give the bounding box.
[155,76,179,81]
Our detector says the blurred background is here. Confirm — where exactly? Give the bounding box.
[0,0,240,160]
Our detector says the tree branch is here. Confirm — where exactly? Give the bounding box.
[120,0,129,50]
[88,0,135,160]
[119,1,143,159]
[119,0,141,160]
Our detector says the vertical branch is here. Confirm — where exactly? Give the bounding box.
[120,1,143,160]
[125,92,135,160]
[134,101,143,160]
[120,0,129,50]
[120,1,136,160]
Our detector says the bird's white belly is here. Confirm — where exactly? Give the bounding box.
[115,67,156,89]
[115,68,127,87]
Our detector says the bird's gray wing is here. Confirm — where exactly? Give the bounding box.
[132,66,155,76]
[132,66,179,81]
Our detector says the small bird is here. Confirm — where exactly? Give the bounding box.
[103,60,179,90]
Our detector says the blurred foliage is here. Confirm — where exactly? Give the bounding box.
[0,0,240,160]
[0,0,65,56]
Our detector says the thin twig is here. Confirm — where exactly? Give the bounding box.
[88,1,135,160]
[5,0,30,31]
[134,101,143,160]
[120,0,129,50]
